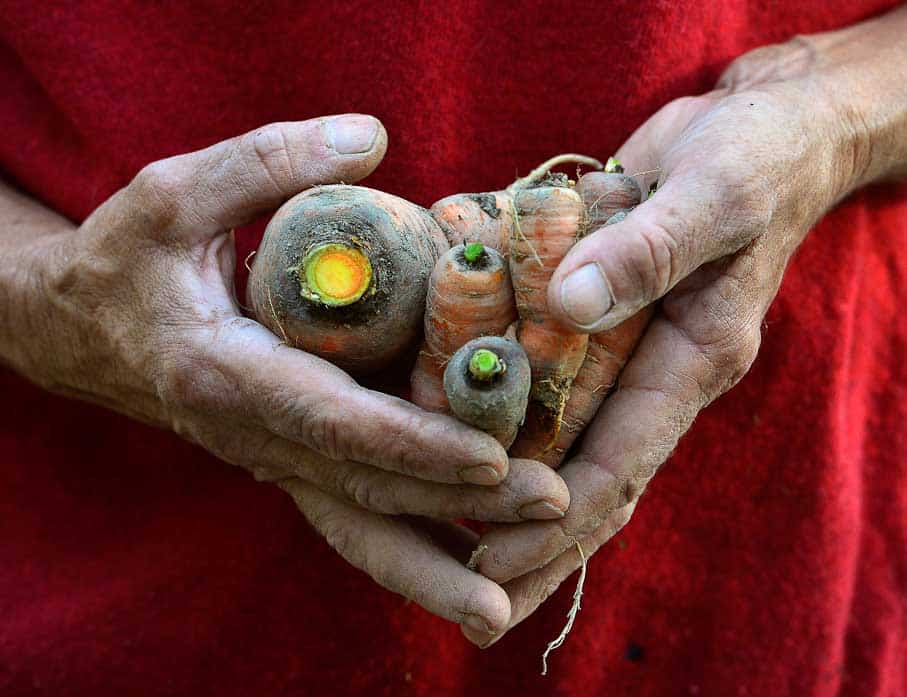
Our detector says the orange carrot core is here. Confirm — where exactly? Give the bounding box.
[301,243,372,306]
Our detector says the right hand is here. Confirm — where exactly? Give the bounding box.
[1,115,569,634]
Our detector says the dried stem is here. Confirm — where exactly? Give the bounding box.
[507,154,604,193]
[266,286,289,345]
[541,539,587,676]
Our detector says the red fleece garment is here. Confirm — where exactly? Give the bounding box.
[1,2,905,696]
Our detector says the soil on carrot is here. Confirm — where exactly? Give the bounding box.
[527,171,571,189]
[469,193,501,219]
[453,245,494,271]
[273,200,410,328]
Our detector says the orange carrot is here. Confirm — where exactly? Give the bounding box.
[578,161,642,229]
[410,242,517,413]
[508,182,590,460]
[430,192,515,253]
[537,170,649,466]
[539,307,652,466]
[429,154,604,254]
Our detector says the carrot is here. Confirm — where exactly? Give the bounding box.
[410,242,517,413]
[424,155,609,456]
[533,171,649,467]
[577,161,642,229]
[444,335,531,448]
[507,181,590,460]
[247,184,448,375]
[429,154,604,254]
[430,192,515,253]
[538,306,652,466]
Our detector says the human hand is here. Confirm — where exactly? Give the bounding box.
[0,115,570,634]
[462,29,898,646]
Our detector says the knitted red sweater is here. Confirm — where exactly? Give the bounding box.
[1,2,904,695]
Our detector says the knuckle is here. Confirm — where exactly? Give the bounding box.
[524,574,562,611]
[639,222,681,297]
[313,508,359,563]
[462,496,485,522]
[623,217,682,301]
[130,159,188,228]
[295,396,348,461]
[693,318,761,399]
[155,340,225,421]
[246,124,295,194]
[712,172,774,247]
[721,324,762,389]
[352,405,427,477]
[339,468,386,512]
[719,37,817,90]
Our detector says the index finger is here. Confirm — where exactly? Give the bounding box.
[159,316,510,485]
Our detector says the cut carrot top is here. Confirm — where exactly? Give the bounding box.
[469,348,505,381]
[299,243,372,307]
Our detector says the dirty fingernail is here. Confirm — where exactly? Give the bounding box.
[462,622,496,649]
[560,263,613,327]
[328,115,380,155]
[519,500,566,520]
[459,464,502,486]
[462,614,494,635]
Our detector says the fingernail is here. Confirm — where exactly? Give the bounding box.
[560,263,613,327]
[328,115,380,155]
[462,622,496,649]
[459,464,502,486]
[519,500,566,520]
[462,614,494,635]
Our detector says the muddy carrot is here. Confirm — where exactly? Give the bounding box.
[444,335,532,448]
[539,175,650,467]
[248,185,448,375]
[507,182,590,460]
[410,242,517,412]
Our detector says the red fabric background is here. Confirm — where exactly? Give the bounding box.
[1,2,905,695]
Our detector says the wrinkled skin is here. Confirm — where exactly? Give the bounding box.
[463,13,907,646]
[1,7,905,650]
[0,114,572,637]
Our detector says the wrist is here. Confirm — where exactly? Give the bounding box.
[806,7,907,194]
[0,234,66,383]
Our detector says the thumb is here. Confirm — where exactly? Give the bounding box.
[547,171,764,333]
[121,114,387,241]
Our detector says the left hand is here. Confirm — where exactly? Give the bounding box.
[462,35,879,646]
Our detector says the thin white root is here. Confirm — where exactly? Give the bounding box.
[466,544,489,572]
[541,539,587,676]
[266,286,289,345]
[244,249,257,273]
[509,199,543,269]
[508,154,604,193]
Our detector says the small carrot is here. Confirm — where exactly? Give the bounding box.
[576,160,641,229]
[538,170,650,468]
[444,335,531,448]
[410,242,517,413]
[508,182,590,460]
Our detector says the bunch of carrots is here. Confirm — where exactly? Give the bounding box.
[249,154,654,468]
[247,154,655,669]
